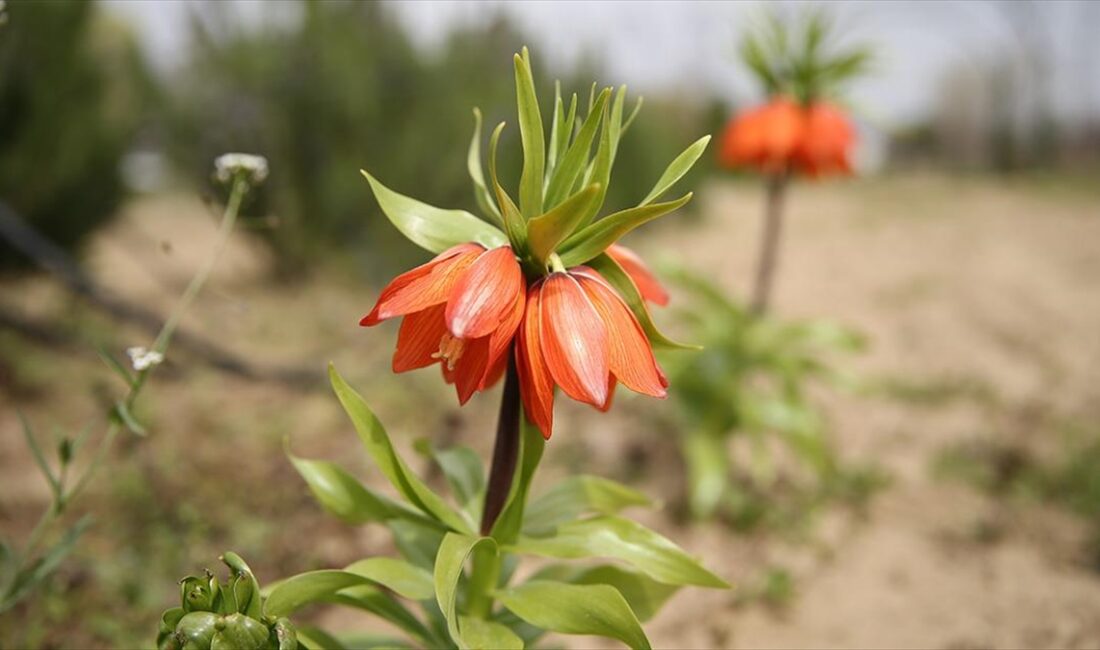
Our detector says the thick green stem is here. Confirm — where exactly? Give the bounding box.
[750,171,790,314]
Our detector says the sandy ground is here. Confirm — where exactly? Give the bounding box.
[1,175,1099,648]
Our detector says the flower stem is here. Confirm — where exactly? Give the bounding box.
[480,353,522,536]
[750,171,790,314]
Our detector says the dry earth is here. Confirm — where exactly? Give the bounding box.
[1,175,1099,648]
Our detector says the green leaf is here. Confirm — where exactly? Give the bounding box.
[508,516,729,588]
[496,580,650,650]
[329,365,472,534]
[526,183,601,264]
[17,411,58,498]
[361,171,507,254]
[1,516,92,612]
[457,616,523,650]
[96,346,134,388]
[296,626,348,650]
[571,566,679,623]
[414,440,484,515]
[388,520,446,571]
[326,585,436,645]
[489,414,545,544]
[639,136,710,206]
[112,401,147,436]
[514,48,545,217]
[576,98,614,226]
[287,450,430,527]
[546,84,577,180]
[558,193,692,268]
[467,108,502,224]
[544,89,610,210]
[588,253,698,351]
[264,571,368,617]
[523,475,652,533]
[344,557,434,601]
[488,122,528,251]
[433,533,498,650]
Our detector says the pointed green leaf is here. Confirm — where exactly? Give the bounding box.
[361,171,507,254]
[328,584,437,645]
[576,97,615,225]
[547,83,577,181]
[496,580,650,650]
[508,516,729,589]
[558,193,693,267]
[621,96,644,135]
[414,440,485,514]
[588,252,698,350]
[608,85,628,160]
[544,89,610,210]
[329,365,471,533]
[344,557,434,601]
[523,475,652,533]
[514,49,545,217]
[434,533,498,650]
[295,626,348,650]
[17,411,59,497]
[287,450,428,527]
[264,571,369,617]
[112,401,147,436]
[570,566,679,623]
[490,413,545,544]
[488,122,528,250]
[457,616,523,650]
[526,183,601,263]
[2,516,92,612]
[467,108,502,224]
[639,136,711,206]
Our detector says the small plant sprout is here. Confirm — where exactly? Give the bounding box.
[165,48,726,650]
[717,9,871,312]
[1,154,261,615]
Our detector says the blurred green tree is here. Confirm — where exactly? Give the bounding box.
[0,0,149,270]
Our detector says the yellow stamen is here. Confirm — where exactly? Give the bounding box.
[431,333,467,371]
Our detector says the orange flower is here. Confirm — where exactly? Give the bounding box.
[791,102,855,177]
[517,267,668,439]
[718,98,856,178]
[718,97,804,173]
[361,243,525,404]
[606,244,669,307]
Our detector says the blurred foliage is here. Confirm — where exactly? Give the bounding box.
[165,1,717,277]
[658,267,885,527]
[0,0,152,270]
[934,422,1100,570]
[739,8,871,104]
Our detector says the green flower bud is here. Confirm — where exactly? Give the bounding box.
[180,576,215,613]
[174,611,219,650]
[157,608,186,650]
[211,613,270,650]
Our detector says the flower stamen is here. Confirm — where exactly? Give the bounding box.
[432,333,467,371]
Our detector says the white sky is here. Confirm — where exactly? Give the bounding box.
[106,0,1100,128]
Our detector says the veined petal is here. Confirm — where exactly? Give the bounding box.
[517,283,554,438]
[445,246,524,339]
[575,270,666,399]
[392,304,448,373]
[606,244,669,306]
[538,273,609,407]
[362,243,482,325]
[451,336,491,405]
[480,288,525,389]
[597,377,617,412]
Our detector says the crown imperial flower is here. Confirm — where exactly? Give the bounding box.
[718,97,855,177]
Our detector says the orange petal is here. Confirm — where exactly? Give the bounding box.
[538,273,609,407]
[575,271,666,399]
[597,376,617,412]
[517,283,554,439]
[481,349,508,390]
[480,288,525,389]
[606,244,669,306]
[446,246,524,340]
[392,304,448,373]
[452,336,491,405]
[362,244,482,325]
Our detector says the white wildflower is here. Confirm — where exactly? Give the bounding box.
[214,153,269,186]
[127,346,164,372]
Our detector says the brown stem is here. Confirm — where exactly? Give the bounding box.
[750,171,790,314]
[480,352,521,536]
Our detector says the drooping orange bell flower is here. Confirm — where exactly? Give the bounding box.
[791,102,855,177]
[718,97,856,178]
[606,244,669,307]
[361,243,525,404]
[516,266,668,439]
[718,97,804,173]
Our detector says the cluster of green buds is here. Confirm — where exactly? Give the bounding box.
[158,553,297,650]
